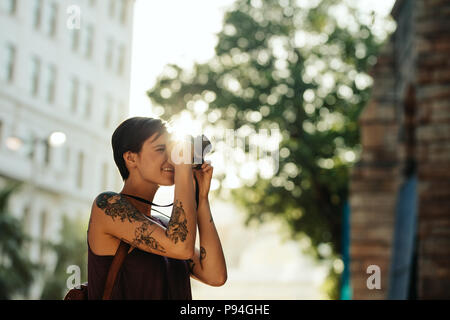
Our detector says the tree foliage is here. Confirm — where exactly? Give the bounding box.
[147,0,391,267]
[40,214,88,300]
[0,182,37,299]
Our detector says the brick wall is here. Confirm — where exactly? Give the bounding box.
[350,0,450,299]
[414,0,450,299]
[350,38,402,300]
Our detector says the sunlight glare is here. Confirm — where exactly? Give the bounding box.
[169,111,203,142]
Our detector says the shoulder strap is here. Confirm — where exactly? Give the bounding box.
[102,241,131,300]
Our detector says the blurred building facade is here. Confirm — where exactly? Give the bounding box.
[0,0,134,298]
[350,0,450,299]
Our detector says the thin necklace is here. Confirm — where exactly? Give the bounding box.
[121,193,172,219]
[120,175,200,219]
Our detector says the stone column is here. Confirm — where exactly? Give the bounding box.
[415,0,450,299]
[350,39,402,299]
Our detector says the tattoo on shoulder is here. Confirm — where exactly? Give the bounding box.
[96,192,150,224]
[165,199,188,244]
[96,192,166,253]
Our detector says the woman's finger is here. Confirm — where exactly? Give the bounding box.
[203,166,213,173]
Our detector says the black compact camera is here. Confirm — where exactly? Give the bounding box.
[188,134,212,170]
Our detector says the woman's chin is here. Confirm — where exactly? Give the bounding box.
[160,171,175,185]
[159,176,175,186]
[159,182,175,187]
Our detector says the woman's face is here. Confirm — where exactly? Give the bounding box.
[134,132,175,186]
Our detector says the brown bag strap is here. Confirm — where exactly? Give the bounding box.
[102,240,131,300]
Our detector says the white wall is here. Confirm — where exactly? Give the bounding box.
[0,0,134,299]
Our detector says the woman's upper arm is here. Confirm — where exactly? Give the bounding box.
[93,192,193,260]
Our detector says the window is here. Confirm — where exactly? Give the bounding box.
[45,2,58,37]
[44,64,56,104]
[103,95,113,128]
[105,38,113,70]
[108,0,115,18]
[117,45,125,76]
[32,0,43,29]
[30,56,41,96]
[82,25,94,58]
[82,84,93,118]
[64,146,70,166]
[76,151,84,188]
[28,133,36,160]
[44,140,50,166]
[119,0,128,25]
[1,0,16,15]
[1,43,15,83]
[70,29,80,52]
[69,77,79,112]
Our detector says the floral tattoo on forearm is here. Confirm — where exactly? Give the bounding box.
[165,199,189,244]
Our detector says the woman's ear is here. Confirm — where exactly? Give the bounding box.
[123,151,137,170]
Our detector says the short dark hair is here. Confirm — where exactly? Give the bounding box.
[112,117,168,180]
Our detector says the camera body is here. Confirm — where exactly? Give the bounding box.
[188,134,212,170]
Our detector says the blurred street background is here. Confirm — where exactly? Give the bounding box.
[1,0,449,300]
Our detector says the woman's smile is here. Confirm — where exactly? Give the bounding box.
[162,167,174,175]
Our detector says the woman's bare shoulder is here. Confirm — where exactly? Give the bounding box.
[93,191,121,210]
[89,191,121,231]
[88,191,122,255]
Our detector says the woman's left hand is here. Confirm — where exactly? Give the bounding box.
[193,162,213,199]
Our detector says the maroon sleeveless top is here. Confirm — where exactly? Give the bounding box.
[87,216,192,300]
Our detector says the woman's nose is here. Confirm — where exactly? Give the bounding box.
[165,150,174,166]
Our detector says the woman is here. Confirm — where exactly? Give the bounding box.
[87,117,227,299]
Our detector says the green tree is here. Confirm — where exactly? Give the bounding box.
[0,182,37,299]
[40,214,88,300]
[147,0,393,298]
